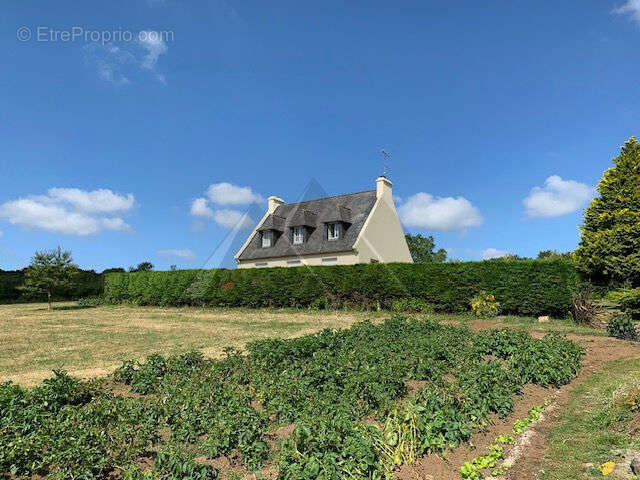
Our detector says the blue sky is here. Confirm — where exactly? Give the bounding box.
[1,0,639,271]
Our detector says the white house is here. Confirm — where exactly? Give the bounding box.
[234,177,413,268]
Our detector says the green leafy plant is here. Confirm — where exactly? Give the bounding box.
[470,291,500,317]
[607,315,638,341]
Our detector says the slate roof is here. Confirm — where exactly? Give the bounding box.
[237,190,377,261]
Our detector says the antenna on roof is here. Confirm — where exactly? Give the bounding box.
[380,149,391,178]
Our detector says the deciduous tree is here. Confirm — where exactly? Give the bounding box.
[404,233,447,263]
[21,247,78,310]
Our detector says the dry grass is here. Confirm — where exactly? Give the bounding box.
[0,302,382,386]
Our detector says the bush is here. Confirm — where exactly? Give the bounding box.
[607,315,638,341]
[77,295,107,307]
[470,291,500,317]
[0,269,103,304]
[104,260,578,317]
[391,298,434,313]
[618,289,640,320]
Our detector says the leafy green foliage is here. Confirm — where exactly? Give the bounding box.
[404,233,447,263]
[0,319,584,479]
[104,260,578,317]
[20,248,79,309]
[391,298,434,313]
[575,137,640,286]
[470,291,500,317]
[606,315,638,341]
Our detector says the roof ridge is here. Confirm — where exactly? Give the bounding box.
[282,189,376,207]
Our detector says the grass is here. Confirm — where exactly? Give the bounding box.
[0,302,388,386]
[0,302,605,386]
[540,357,640,479]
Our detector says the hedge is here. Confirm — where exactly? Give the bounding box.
[104,260,578,317]
[0,269,103,303]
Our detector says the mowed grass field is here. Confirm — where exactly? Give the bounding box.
[0,302,605,387]
[0,303,386,386]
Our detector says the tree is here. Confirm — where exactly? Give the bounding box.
[404,233,447,263]
[575,137,640,286]
[129,262,154,273]
[537,250,573,261]
[20,247,78,310]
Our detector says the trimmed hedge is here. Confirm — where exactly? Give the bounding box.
[0,269,103,304]
[104,260,578,317]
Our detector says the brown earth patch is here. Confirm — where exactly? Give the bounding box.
[394,334,640,480]
[106,381,144,398]
[405,380,427,396]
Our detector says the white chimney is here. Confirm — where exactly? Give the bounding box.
[376,176,392,203]
[268,196,285,213]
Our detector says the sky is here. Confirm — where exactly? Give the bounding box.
[1,0,640,271]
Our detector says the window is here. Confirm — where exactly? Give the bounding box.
[261,230,273,248]
[287,260,302,266]
[327,222,342,240]
[322,257,338,266]
[292,226,305,245]
[255,262,268,268]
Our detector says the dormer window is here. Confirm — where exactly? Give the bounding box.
[261,230,273,248]
[327,222,342,241]
[292,226,305,245]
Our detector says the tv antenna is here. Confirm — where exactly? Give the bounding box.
[380,149,391,177]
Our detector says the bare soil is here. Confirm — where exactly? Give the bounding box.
[394,333,640,480]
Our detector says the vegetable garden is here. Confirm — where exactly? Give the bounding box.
[0,316,583,480]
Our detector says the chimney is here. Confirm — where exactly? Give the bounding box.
[268,196,285,214]
[376,176,392,203]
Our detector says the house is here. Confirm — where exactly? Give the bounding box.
[234,176,413,268]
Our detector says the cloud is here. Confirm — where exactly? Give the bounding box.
[83,43,134,86]
[481,248,508,260]
[613,0,640,24]
[139,31,168,70]
[0,188,134,236]
[212,209,254,230]
[157,249,196,261]
[47,188,135,213]
[523,175,593,218]
[206,182,264,205]
[397,193,483,231]
[83,32,169,86]
[190,194,255,230]
[190,197,214,219]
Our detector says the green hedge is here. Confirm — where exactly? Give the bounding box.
[0,269,103,303]
[104,260,578,317]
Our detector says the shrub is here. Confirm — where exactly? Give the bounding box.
[607,315,638,341]
[618,289,640,320]
[391,298,434,313]
[77,295,107,307]
[470,291,500,317]
[104,260,577,317]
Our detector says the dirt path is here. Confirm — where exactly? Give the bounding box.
[394,333,639,480]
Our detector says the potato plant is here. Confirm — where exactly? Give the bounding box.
[0,316,583,479]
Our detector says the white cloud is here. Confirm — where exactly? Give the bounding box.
[212,209,254,230]
[83,43,135,86]
[523,175,593,218]
[139,31,168,70]
[0,188,134,236]
[397,192,483,231]
[190,197,214,219]
[47,188,135,213]
[482,248,508,260]
[83,32,168,86]
[613,0,640,24]
[206,182,264,205]
[157,249,196,261]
